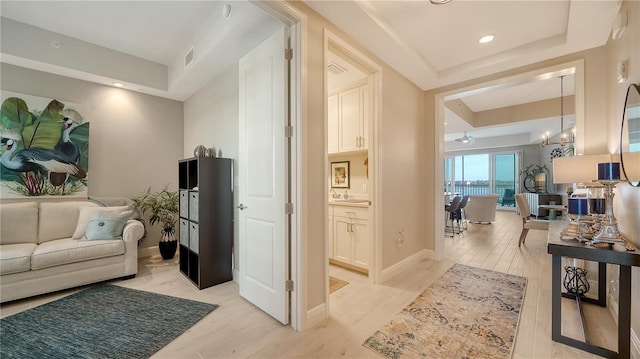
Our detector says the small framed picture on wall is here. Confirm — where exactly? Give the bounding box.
[331,161,350,188]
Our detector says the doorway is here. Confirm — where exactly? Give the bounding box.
[434,60,586,259]
[324,29,382,312]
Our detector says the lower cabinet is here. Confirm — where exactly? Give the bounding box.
[329,205,369,273]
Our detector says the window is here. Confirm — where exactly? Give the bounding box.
[444,151,520,208]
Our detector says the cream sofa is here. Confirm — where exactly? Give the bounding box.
[0,200,144,303]
[464,194,500,224]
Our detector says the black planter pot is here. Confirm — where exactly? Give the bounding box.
[159,240,178,260]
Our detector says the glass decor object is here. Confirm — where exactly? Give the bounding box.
[567,198,588,242]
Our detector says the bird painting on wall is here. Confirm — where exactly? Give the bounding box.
[50,109,85,186]
[0,95,90,197]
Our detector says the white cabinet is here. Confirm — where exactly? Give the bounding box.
[328,84,369,154]
[329,205,369,271]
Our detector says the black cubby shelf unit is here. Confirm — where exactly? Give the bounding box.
[178,157,233,290]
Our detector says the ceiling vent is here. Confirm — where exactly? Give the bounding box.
[185,47,194,69]
[328,62,347,75]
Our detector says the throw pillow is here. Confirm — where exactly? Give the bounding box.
[73,205,131,239]
[85,210,133,240]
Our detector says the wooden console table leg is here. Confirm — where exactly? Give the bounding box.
[619,265,631,359]
[598,261,607,306]
[552,254,562,340]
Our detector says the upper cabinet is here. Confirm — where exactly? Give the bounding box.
[329,83,369,154]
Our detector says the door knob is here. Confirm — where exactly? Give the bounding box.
[237,204,248,210]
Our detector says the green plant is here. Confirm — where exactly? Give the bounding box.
[519,164,548,181]
[132,186,179,240]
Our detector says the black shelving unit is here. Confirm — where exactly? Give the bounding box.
[178,157,233,289]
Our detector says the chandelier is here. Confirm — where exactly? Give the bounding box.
[541,75,575,147]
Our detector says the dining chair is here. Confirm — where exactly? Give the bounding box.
[515,193,549,247]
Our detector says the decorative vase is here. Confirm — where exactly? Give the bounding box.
[159,230,177,260]
[534,173,546,193]
[193,145,206,158]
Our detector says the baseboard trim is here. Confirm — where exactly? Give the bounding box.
[233,269,239,283]
[632,328,640,359]
[138,246,158,258]
[380,249,433,283]
[306,303,327,330]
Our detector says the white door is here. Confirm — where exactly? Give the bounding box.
[238,27,289,324]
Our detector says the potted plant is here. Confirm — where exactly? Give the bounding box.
[133,186,179,259]
[520,164,549,193]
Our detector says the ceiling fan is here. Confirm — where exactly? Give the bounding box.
[455,131,475,144]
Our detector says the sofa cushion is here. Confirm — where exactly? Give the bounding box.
[85,210,132,240]
[31,238,125,270]
[38,202,99,244]
[0,202,39,245]
[72,205,131,239]
[0,243,37,275]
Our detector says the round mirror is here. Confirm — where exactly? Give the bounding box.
[620,83,640,187]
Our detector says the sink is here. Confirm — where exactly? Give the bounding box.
[330,199,370,204]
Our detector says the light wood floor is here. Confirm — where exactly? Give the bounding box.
[1,210,617,358]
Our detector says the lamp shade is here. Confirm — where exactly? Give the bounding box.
[552,154,612,184]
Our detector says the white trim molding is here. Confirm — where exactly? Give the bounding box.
[632,328,640,359]
[137,246,158,259]
[379,249,434,283]
[306,303,328,330]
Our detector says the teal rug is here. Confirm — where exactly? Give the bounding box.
[1,284,218,359]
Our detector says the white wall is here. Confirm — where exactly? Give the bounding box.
[289,1,430,311]
[605,0,640,350]
[183,64,240,272]
[0,63,184,250]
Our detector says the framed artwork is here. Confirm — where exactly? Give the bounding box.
[331,161,350,188]
[0,91,90,199]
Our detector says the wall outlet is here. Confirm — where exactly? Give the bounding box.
[396,229,405,248]
[362,183,367,193]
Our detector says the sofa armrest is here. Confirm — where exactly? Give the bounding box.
[123,220,144,243]
[122,220,143,275]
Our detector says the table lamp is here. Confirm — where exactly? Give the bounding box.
[592,162,624,243]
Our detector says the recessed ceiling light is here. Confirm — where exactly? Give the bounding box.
[113,82,124,88]
[430,0,452,4]
[479,34,495,44]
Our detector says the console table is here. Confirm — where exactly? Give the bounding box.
[547,221,640,358]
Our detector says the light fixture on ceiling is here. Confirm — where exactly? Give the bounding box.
[542,75,574,148]
[479,34,494,44]
[430,0,452,4]
[113,82,124,88]
[455,131,475,144]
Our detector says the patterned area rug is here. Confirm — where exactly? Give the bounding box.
[1,284,217,359]
[330,276,349,293]
[364,263,527,359]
